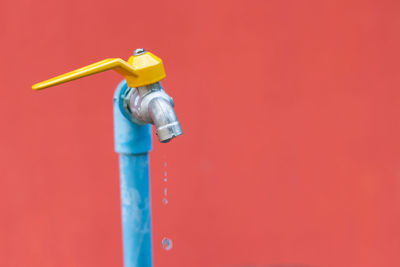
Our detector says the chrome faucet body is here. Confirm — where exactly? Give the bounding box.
[121,82,183,143]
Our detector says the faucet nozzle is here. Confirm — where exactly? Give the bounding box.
[124,82,183,143]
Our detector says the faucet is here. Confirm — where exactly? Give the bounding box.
[32,48,183,143]
[32,48,182,267]
[122,81,183,143]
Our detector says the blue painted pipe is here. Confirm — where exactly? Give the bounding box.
[114,80,153,267]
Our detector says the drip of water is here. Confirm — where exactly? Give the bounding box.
[163,161,168,203]
[161,238,173,251]
[161,162,172,250]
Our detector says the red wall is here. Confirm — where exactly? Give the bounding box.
[1,0,400,266]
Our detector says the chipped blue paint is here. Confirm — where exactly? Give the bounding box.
[114,80,153,267]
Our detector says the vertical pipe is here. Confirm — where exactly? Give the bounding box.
[114,80,153,267]
[118,154,152,267]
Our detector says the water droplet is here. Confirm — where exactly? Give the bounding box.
[161,238,173,251]
[162,198,168,205]
[164,162,167,167]
[164,188,167,196]
[164,178,167,182]
[164,171,167,177]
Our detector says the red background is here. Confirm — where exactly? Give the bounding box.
[1,0,400,266]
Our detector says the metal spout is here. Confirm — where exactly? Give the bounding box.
[123,82,183,142]
[149,97,183,142]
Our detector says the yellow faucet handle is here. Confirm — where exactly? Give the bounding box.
[32,50,166,90]
[32,58,137,90]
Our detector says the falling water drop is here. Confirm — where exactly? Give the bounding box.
[162,161,168,204]
[161,238,173,251]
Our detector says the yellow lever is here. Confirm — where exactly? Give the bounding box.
[32,50,166,90]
